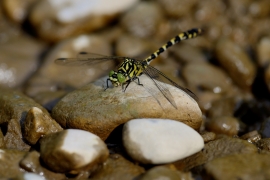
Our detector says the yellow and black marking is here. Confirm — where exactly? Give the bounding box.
[109,28,202,88]
[55,28,203,108]
[144,28,202,65]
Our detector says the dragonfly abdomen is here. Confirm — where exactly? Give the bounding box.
[144,28,202,65]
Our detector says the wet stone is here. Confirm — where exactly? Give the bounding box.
[0,129,4,148]
[0,34,44,88]
[257,138,270,152]
[120,1,164,38]
[171,43,207,63]
[173,137,258,171]
[256,36,270,67]
[29,0,138,42]
[97,26,124,44]
[197,91,221,112]
[40,129,109,173]
[228,0,252,19]
[205,153,270,180]
[89,154,145,179]
[250,18,270,46]
[0,88,49,150]
[0,7,20,44]
[206,116,241,136]
[215,39,256,90]
[241,130,261,144]
[249,0,270,18]
[23,107,63,145]
[15,173,46,180]
[207,97,237,119]
[183,62,233,94]
[19,150,66,180]
[25,34,114,97]
[158,0,198,18]
[4,119,31,151]
[2,0,36,23]
[0,87,49,124]
[205,16,230,43]
[229,26,249,47]
[0,149,27,178]
[52,75,202,140]
[30,91,67,112]
[122,119,204,164]
[201,131,216,143]
[152,57,185,87]
[203,136,258,159]
[196,0,226,22]
[140,166,194,180]
[115,34,152,58]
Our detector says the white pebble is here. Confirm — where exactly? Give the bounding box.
[48,0,138,23]
[61,129,104,166]
[123,119,204,164]
[40,129,109,172]
[23,173,45,180]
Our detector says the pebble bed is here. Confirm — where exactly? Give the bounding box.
[1,0,270,179]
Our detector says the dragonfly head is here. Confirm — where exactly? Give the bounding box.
[109,70,126,87]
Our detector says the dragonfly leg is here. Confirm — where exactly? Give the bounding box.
[122,81,131,92]
[133,77,143,86]
[104,78,110,91]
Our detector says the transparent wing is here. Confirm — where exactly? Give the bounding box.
[55,52,126,66]
[143,65,198,108]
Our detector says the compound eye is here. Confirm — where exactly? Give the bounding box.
[117,73,125,83]
[109,70,115,77]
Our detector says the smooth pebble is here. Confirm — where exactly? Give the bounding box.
[40,129,109,173]
[122,118,204,164]
[22,173,45,180]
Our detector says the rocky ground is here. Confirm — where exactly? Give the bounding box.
[1,0,270,179]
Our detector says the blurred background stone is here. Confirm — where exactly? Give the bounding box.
[29,0,139,42]
[1,0,270,178]
[24,34,114,97]
[120,1,164,38]
[0,149,27,178]
[2,0,36,23]
[215,39,256,91]
[0,35,44,88]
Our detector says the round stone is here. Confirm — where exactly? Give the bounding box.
[40,129,109,173]
[122,118,204,164]
[22,173,46,180]
[23,107,63,145]
[215,39,256,90]
[52,75,202,140]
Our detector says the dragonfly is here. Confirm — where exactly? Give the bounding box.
[55,28,203,108]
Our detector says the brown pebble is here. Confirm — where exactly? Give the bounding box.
[201,131,216,143]
[256,36,270,67]
[206,116,240,136]
[215,39,256,90]
[241,130,261,144]
[23,107,63,145]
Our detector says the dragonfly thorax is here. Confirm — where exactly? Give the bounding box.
[109,70,126,87]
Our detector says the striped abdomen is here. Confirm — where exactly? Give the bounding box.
[144,28,203,65]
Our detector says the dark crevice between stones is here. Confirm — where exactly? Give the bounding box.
[252,64,270,100]
[234,99,270,134]
[0,122,8,136]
